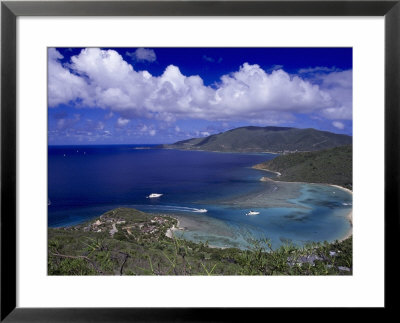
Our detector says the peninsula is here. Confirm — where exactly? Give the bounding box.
[254,145,353,190]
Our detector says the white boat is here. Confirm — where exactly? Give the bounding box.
[246,211,260,216]
[147,193,163,198]
[194,209,208,213]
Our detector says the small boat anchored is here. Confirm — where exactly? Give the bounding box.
[246,210,260,216]
[147,193,163,198]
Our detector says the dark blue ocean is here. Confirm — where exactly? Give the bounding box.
[48,145,352,249]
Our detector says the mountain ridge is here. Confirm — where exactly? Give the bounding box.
[161,126,352,153]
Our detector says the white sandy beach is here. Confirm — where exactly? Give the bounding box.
[328,184,353,238]
[339,210,353,242]
[252,165,281,177]
[329,184,353,195]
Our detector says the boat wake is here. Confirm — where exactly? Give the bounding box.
[193,208,208,213]
[134,204,208,214]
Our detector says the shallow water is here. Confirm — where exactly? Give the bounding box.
[157,182,352,249]
[48,145,352,249]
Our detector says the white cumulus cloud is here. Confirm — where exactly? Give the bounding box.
[126,48,157,63]
[48,48,90,107]
[332,121,345,129]
[117,117,130,127]
[48,48,352,126]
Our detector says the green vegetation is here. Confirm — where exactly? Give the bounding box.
[254,145,352,190]
[161,126,352,153]
[48,207,352,276]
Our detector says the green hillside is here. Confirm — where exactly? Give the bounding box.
[48,207,352,276]
[254,145,352,189]
[161,126,352,153]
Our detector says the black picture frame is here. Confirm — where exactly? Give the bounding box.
[1,1,398,321]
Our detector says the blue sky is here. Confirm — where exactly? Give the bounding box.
[48,47,352,145]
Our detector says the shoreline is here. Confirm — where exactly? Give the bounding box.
[162,147,280,155]
[252,165,281,176]
[329,184,353,196]
[165,218,184,238]
[339,210,353,242]
[254,167,353,240]
[254,166,353,195]
[328,185,353,238]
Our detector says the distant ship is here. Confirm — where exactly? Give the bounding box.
[246,211,260,216]
[147,193,163,198]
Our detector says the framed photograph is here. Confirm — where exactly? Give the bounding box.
[1,0,398,320]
